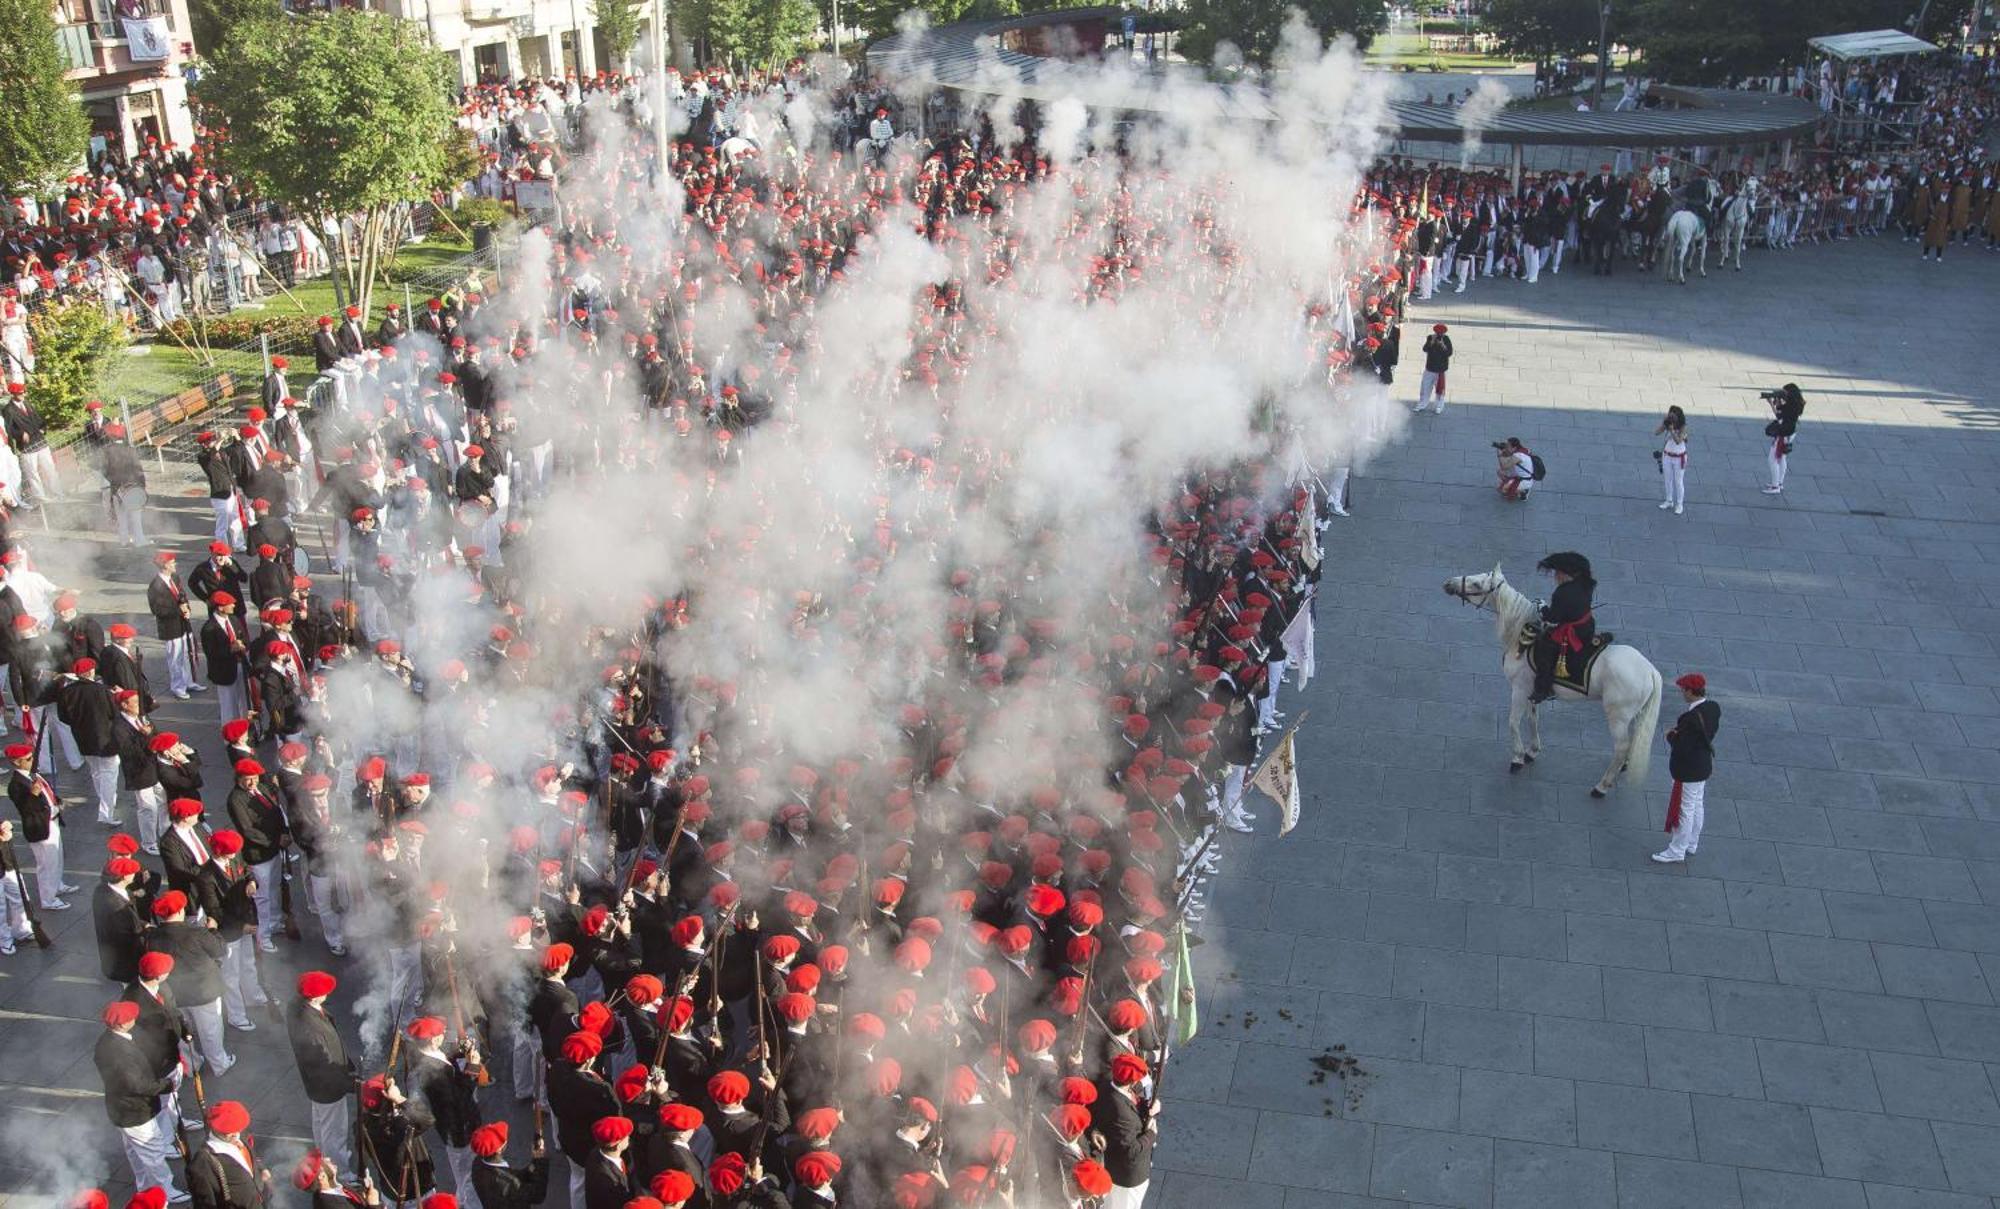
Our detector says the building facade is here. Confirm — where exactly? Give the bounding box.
[372,0,661,85]
[53,0,198,160]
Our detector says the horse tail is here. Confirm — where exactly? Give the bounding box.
[1623,660,1663,786]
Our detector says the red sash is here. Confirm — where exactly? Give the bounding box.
[1548,611,1593,653]
[1664,781,1684,833]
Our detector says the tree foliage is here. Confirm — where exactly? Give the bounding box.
[193,11,461,311]
[1619,0,1916,81]
[186,0,281,56]
[0,0,91,194]
[26,299,125,431]
[1178,0,1385,66]
[594,0,647,70]
[1480,0,1602,64]
[684,0,820,65]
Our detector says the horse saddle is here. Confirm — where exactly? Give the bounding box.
[1518,623,1615,693]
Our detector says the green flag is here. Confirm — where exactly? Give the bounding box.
[1169,920,1199,1045]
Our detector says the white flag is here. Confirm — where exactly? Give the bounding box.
[1248,714,1305,835]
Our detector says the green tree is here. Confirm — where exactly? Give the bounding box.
[186,0,281,55]
[593,0,647,70]
[25,299,125,431]
[0,0,91,194]
[1620,0,1909,82]
[1179,0,1385,66]
[193,10,461,314]
[1481,0,1601,66]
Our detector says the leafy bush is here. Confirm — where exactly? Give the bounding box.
[450,198,512,231]
[162,312,326,348]
[26,300,127,430]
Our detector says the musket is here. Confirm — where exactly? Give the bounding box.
[443,946,491,1087]
[279,849,302,942]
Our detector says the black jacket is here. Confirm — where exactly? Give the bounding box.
[185,1139,268,1209]
[196,859,258,937]
[547,1064,619,1162]
[287,998,357,1103]
[94,1029,176,1128]
[227,785,289,864]
[94,882,147,983]
[1667,698,1722,783]
[148,918,228,1005]
[8,768,61,843]
[471,1156,551,1209]
[405,1049,482,1148]
[56,675,121,757]
[1091,1083,1155,1187]
[121,981,190,1077]
[200,615,250,686]
[161,821,216,896]
[581,1150,633,1209]
[147,573,195,641]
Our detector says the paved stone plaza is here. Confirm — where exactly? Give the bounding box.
[1152,237,2000,1208]
[0,234,1996,1208]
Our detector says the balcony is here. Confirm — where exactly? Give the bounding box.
[53,0,183,78]
[56,20,95,71]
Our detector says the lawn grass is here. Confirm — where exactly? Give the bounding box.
[100,232,484,408]
[1365,29,1524,71]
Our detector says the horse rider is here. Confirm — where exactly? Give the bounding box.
[1681,167,1721,231]
[1530,552,1596,704]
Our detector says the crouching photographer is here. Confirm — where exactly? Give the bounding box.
[1494,437,1538,502]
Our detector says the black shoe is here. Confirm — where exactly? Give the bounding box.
[1528,689,1554,705]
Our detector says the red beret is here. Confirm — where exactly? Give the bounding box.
[1110,1053,1150,1085]
[591,1115,634,1145]
[152,890,188,918]
[209,829,244,856]
[795,1106,840,1141]
[406,1016,446,1041]
[102,1000,141,1028]
[206,1100,251,1134]
[469,1122,508,1157]
[298,971,337,998]
[794,1153,842,1186]
[658,1102,704,1132]
[776,992,815,1023]
[233,758,264,778]
[1108,999,1149,1031]
[137,951,175,979]
[542,943,574,973]
[707,1070,750,1105]
[1676,673,1707,693]
[650,1170,696,1203]
[1072,1159,1114,1196]
[562,1031,603,1064]
[168,797,203,821]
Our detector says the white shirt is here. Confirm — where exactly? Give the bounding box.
[1506,450,1535,480]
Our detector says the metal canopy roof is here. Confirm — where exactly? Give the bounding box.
[1807,29,1941,60]
[869,15,1821,148]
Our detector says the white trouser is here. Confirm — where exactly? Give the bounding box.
[308,867,344,950]
[1660,779,1707,859]
[1106,1181,1148,1209]
[1662,453,1686,507]
[1549,238,1565,272]
[386,942,423,1014]
[1258,659,1287,728]
[34,708,81,771]
[249,855,280,943]
[120,1098,185,1200]
[163,635,196,695]
[20,448,59,505]
[211,498,244,549]
[1417,370,1447,411]
[136,785,165,852]
[1769,438,1788,489]
[0,869,30,947]
[1222,764,1248,816]
[220,935,267,1025]
[29,830,64,905]
[566,1162,586,1209]
[1327,467,1350,511]
[215,680,248,725]
[445,1144,482,1209]
[1455,257,1474,289]
[186,997,232,1072]
[87,754,121,820]
[1417,255,1436,297]
[310,1096,355,1174]
[112,487,148,544]
[511,1018,539,1100]
[1522,244,1542,282]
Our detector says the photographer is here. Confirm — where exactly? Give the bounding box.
[1761,383,1805,495]
[1494,438,1535,502]
[1653,406,1688,514]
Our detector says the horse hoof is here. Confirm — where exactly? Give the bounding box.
[1509,761,1525,774]
[1590,787,1608,799]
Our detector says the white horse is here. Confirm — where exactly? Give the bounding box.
[1718,178,1757,270]
[1444,566,1664,797]
[1662,208,1707,283]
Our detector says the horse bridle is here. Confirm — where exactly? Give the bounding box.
[1449,575,1500,608]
